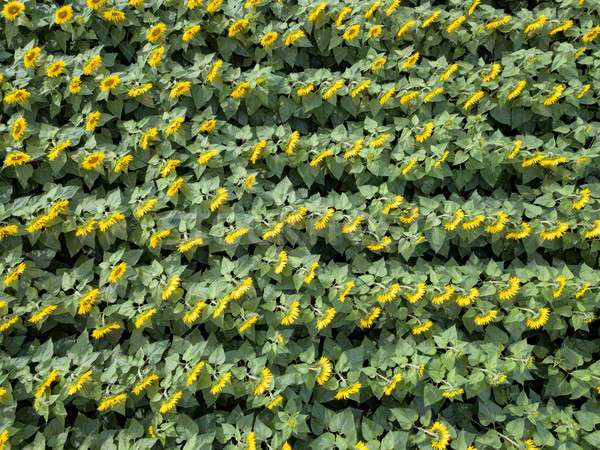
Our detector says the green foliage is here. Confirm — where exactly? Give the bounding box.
[1,0,600,449]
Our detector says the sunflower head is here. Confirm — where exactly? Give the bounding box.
[86,0,105,10]
[4,152,31,167]
[103,9,125,22]
[369,25,382,38]
[46,61,66,78]
[69,77,82,93]
[343,25,360,41]
[12,117,27,141]
[182,25,201,42]
[261,31,278,47]
[100,75,120,91]
[2,1,26,21]
[55,6,73,25]
[86,111,101,131]
[24,47,41,68]
[147,23,166,42]
[81,152,106,170]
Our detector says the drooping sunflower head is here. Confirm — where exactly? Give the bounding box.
[86,111,101,131]
[4,152,31,167]
[182,25,201,42]
[12,117,27,141]
[371,58,386,71]
[103,9,125,22]
[83,55,102,75]
[170,81,191,98]
[86,0,105,10]
[128,83,152,97]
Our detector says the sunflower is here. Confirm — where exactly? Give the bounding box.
[148,47,164,67]
[114,155,133,172]
[429,422,451,450]
[54,5,73,25]
[371,57,386,71]
[4,152,31,166]
[169,81,191,98]
[2,1,25,21]
[99,75,120,91]
[343,24,360,42]
[206,0,222,13]
[86,0,105,9]
[12,117,27,141]
[69,77,82,93]
[23,47,41,68]
[368,25,382,38]
[103,9,125,22]
[3,89,30,105]
[199,118,216,133]
[285,30,305,47]
[165,117,184,135]
[81,152,106,170]
[147,22,166,42]
[86,111,101,131]
[46,60,66,78]
[182,25,201,41]
[260,31,278,47]
[128,83,152,97]
[83,55,101,75]
[228,18,249,37]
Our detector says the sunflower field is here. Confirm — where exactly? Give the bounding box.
[1,0,600,448]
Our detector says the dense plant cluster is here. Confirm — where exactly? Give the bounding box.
[1,0,600,448]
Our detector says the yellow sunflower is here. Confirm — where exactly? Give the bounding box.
[343,24,360,42]
[368,25,382,38]
[169,81,191,98]
[260,31,278,47]
[99,75,120,91]
[147,22,166,42]
[69,77,82,93]
[54,5,73,25]
[46,60,66,78]
[103,9,125,22]
[86,0,105,9]
[182,25,201,42]
[3,89,30,105]
[4,152,31,166]
[2,1,25,21]
[81,152,106,170]
[371,58,386,71]
[86,111,101,131]
[148,47,164,67]
[12,117,27,141]
[23,47,41,68]
[83,55,101,75]
[128,83,152,97]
